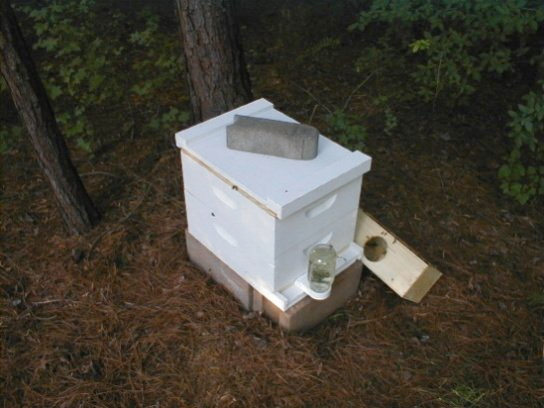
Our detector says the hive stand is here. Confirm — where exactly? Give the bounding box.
[186,230,362,332]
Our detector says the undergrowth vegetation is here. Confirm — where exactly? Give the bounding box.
[2,0,543,203]
[0,0,188,155]
[500,81,544,203]
[352,0,544,203]
[352,0,544,105]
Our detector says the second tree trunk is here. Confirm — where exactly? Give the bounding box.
[177,0,252,122]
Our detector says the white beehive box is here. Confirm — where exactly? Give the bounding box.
[175,99,372,310]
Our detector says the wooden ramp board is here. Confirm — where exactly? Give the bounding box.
[355,209,442,303]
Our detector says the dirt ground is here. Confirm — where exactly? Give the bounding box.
[1,1,543,407]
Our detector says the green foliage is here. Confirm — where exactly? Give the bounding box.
[294,36,341,64]
[326,109,367,150]
[372,96,398,136]
[0,124,23,154]
[127,11,187,133]
[147,107,190,134]
[410,38,431,53]
[351,0,544,105]
[128,12,184,104]
[351,0,544,204]
[4,1,188,155]
[527,291,544,307]
[17,0,126,151]
[499,81,544,204]
[443,384,487,407]
[383,106,398,136]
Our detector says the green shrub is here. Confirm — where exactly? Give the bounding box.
[351,0,544,106]
[127,11,187,134]
[326,109,367,150]
[0,124,23,154]
[499,81,544,204]
[17,0,126,152]
[372,96,398,136]
[6,1,188,154]
[352,0,544,203]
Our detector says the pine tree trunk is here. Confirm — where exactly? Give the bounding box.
[0,0,100,235]
[176,0,252,121]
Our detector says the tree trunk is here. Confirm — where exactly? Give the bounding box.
[0,0,100,235]
[176,0,253,122]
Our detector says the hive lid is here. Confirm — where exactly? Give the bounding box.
[175,99,372,219]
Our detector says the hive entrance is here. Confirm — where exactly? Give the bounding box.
[363,236,387,262]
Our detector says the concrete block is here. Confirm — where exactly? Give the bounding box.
[226,115,319,160]
[185,229,253,310]
[185,229,362,331]
[253,261,363,331]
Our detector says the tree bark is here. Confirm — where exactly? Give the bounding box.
[177,0,252,122]
[0,0,100,235]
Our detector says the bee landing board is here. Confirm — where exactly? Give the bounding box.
[175,99,372,311]
[355,210,442,303]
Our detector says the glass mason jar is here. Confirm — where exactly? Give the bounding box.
[307,244,336,293]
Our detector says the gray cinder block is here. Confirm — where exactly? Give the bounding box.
[226,115,319,160]
[186,230,253,310]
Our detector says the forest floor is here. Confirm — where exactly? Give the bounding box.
[1,1,543,407]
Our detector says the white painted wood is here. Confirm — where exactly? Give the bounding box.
[355,210,442,303]
[176,98,371,219]
[181,151,363,255]
[185,190,359,294]
[176,99,372,308]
